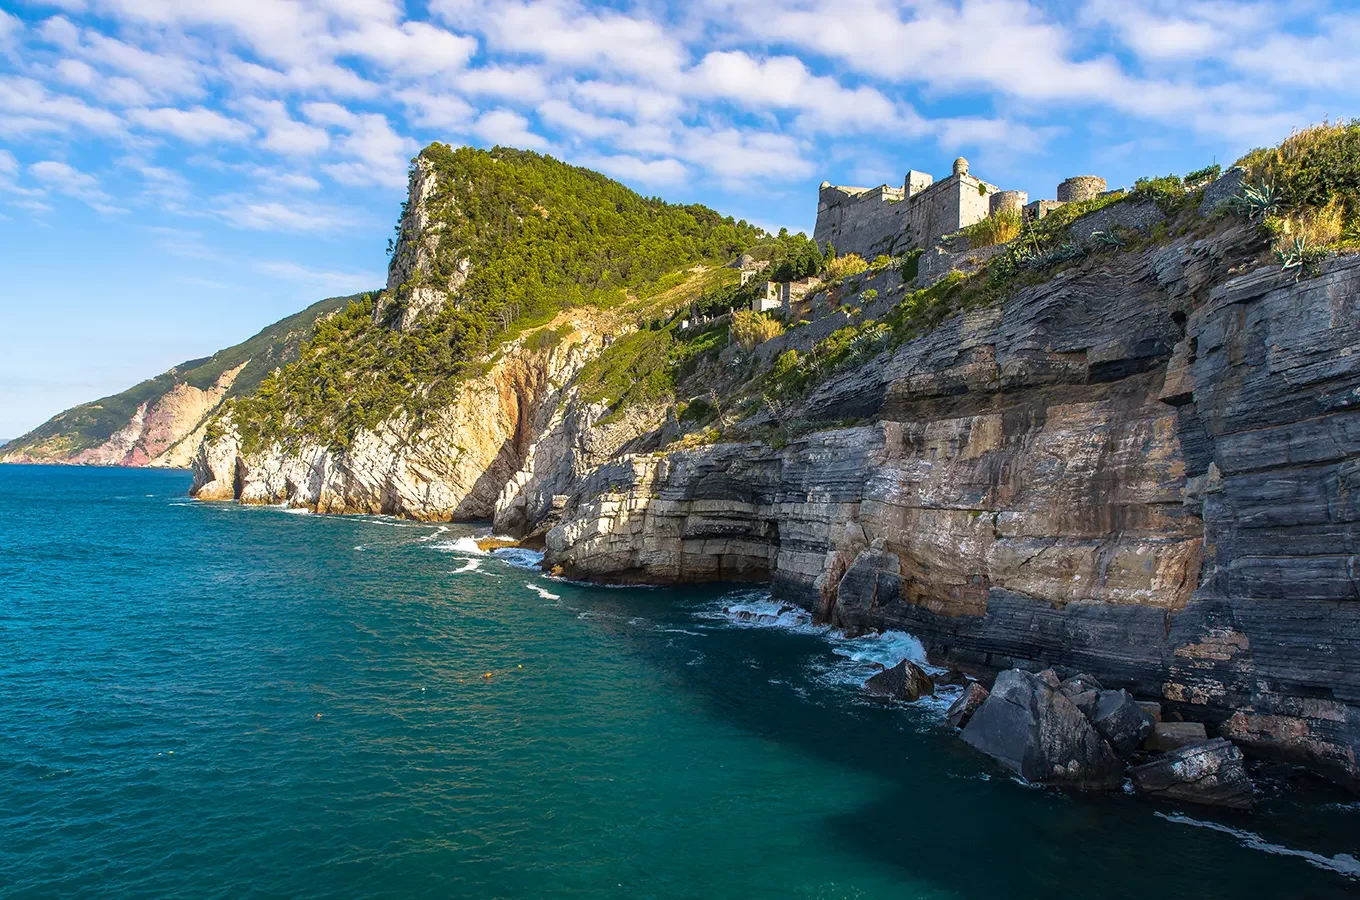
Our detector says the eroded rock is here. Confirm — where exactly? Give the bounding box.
[1129,738,1254,810]
[864,659,935,702]
[947,682,990,729]
[961,669,1124,790]
[1091,689,1154,756]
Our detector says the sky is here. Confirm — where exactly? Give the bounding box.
[1,0,1357,439]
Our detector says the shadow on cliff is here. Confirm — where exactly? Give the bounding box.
[569,583,1359,900]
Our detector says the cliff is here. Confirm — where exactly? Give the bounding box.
[2,293,357,467]
[187,132,1360,790]
[538,224,1360,790]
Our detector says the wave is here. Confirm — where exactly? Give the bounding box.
[431,536,485,555]
[415,525,450,543]
[525,583,561,600]
[1157,813,1360,879]
[697,591,821,632]
[449,559,482,575]
[494,548,545,570]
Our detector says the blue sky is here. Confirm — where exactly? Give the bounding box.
[1,0,1356,438]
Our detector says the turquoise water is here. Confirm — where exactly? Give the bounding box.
[2,465,1358,899]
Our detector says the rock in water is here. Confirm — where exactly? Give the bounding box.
[1129,738,1254,810]
[947,682,990,729]
[1091,689,1154,756]
[961,669,1123,790]
[863,660,935,702]
[1146,721,1208,752]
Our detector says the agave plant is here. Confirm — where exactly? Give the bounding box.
[1232,178,1282,221]
[1275,235,1326,276]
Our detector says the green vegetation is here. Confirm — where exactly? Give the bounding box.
[231,145,763,451]
[958,208,1023,249]
[730,310,785,349]
[1236,121,1360,270]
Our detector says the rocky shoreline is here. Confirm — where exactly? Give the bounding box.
[185,163,1360,796]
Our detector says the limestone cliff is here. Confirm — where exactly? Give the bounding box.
[178,145,1360,792]
[192,311,612,519]
[538,229,1360,791]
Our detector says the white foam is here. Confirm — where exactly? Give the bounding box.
[450,559,482,575]
[432,536,486,555]
[1157,812,1360,879]
[281,505,311,515]
[698,591,820,632]
[834,629,929,669]
[416,525,450,543]
[525,582,560,600]
[494,547,545,570]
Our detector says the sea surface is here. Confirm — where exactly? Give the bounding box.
[2,464,1358,899]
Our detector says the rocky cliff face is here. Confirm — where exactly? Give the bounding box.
[4,363,246,468]
[192,312,613,519]
[538,228,1360,790]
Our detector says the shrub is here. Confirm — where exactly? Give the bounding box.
[895,248,924,282]
[730,309,785,349]
[1185,164,1222,188]
[1131,174,1186,214]
[823,253,868,280]
[1236,121,1360,264]
[861,288,879,302]
[959,209,1022,249]
[869,254,894,270]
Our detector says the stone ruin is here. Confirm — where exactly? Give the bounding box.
[812,158,1108,262]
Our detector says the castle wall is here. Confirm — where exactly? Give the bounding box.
[814,184,910,260]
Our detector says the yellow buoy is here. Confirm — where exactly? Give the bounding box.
[484,672,493,678]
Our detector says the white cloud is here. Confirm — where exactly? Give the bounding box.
[570,80,683,122]
[338,21,477,75]
[0,10,21,45]
[128,106,254,143]
[216,197,361,232]
[678,127,813,182]
[0,76,124,133]
[240,98,330,155]
[456,65,549,102]
[538,99,627,139]
[685,51,897,132]
[400,90,475,130]
[255,259,383,295]
[578,153,687,185]
[28,159,124,212]
[437,0,686,80]
[473,109,549,150]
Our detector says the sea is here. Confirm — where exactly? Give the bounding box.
[2,464,1358,899]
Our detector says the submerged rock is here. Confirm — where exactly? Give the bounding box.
[864,659,935,702]
[961,669,1123,790]
[1129,738,1254,810]
[1091,689,1154,756]
[947,682,990,729]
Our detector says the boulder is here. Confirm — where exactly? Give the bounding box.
[1137,701,1163,723]
[1129,738,1254,810]
[961,669,1124,790]
[1091,689,1154,756]
[947,682,990,729]
[1146,721,1208,752]
[864,659,935,702]
[1059,674,1104,696]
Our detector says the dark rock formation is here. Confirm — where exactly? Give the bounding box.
[544,227,1360,791]
[1091,689,1154,756]
[864,659,935,702]
[961,669,1124,789]
[1129,738,1254,810]
[947,682,990,729]
[1147,721,1209,752]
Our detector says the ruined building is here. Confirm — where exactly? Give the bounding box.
[814,157,1106,260]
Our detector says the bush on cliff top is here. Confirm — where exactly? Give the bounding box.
[231,145,763,452]
[1236,121,1360,265]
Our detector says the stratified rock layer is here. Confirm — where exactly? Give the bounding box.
[542,231,1360,791]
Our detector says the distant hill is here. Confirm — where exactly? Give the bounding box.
[2,292,364,467]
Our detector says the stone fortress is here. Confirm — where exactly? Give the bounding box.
[813,156,1108,262]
